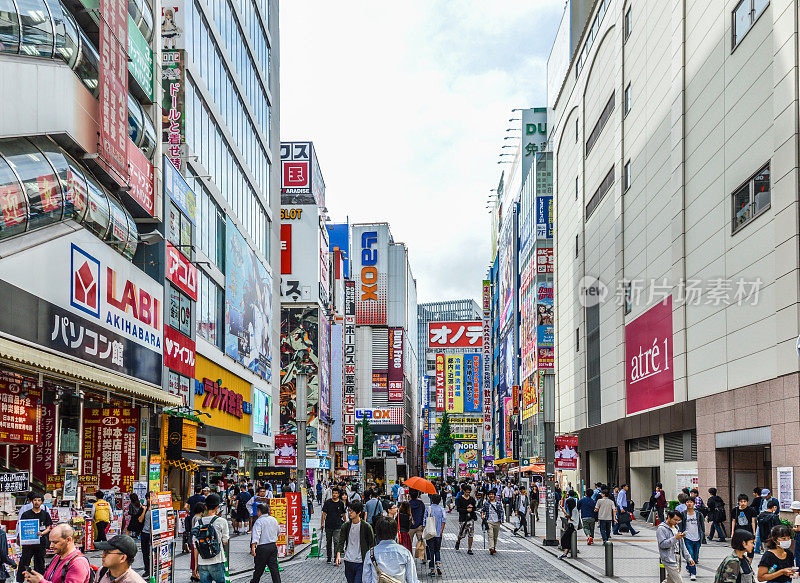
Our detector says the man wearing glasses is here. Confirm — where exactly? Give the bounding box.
[95,535,145,583]
[21,524,91,583]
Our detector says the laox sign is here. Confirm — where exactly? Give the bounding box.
[360,231,379,301]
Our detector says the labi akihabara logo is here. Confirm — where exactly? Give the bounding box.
[578,276,609,308]
[71,244,101,318]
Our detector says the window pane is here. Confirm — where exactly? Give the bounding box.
[0,137,60,231]
[733,0,751,45]
[754,0,768,18]
[0,155,27,238]
[0,0,20,54]
[74,32,99,97]
[16,0,53,57]
[83,173,111,239]
[753,164,770,214]
[732,182,751,229]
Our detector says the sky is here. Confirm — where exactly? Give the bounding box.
[280,1,565,304]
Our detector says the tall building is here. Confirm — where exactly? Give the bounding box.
[549,0,800,506]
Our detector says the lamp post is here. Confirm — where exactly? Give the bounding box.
[543,374,558,546]
[296,372,308,495]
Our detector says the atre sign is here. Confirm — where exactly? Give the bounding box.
[625,296,674,415]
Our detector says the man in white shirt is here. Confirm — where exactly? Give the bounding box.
[250,504,280,583]
[193,494,229,583]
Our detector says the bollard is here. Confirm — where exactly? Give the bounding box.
[570,529,578,558]
[531,512,536,537]
[660,562,666,583]
[604,541,614,576]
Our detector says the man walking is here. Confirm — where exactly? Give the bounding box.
[407,490,426,557]
[454,484,477,554]
[95,534,146,583]
[250,504,280,583]
[577,489,597,544]
[613,484,638,536]
[92,491,112,543]
[501,483,515,523]
[22,524,91,583]
[320,487,346,564]
[657,510,694,583]
[596,490,616,544]
[364,491,385,527]
[653,483,667,524]
[17,493,52,583]
[192,494,229,583]
[512,486,530,537]
[482,490,504,555]
[336,501,375,583]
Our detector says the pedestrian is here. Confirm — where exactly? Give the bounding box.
[502,482,515,521]
[126,493,145,539]
[596,490,616,544]
[757,499,782,554]
[364,491,385,527]
[657,510,694,583]
[454,484,477,554]
[17,492,52,583]
[316,480,324,505]
[481,489,504,556]
[577,489,597,544]
[321,487,346,564]
[614,485,638,536]
[423,494,445,577]
[92,491,112,542]
[407,490,426,559]
[140,494,152,578]
[336,501,375,583]
[653,483,667,524]
[192,493,229,583]
[531,483,541,519]
[362,516,419,583]
[680,496,706,581]
[0,517,17,582]
[691,489,705,512]
[732,494,758,554]
[792,501,800,569]
[752,488,765,553]
[250,504,280,583]
[756,524,795,582]
[237,486,253,534]
[712,529,755,583]
[22,524,91,583]
[385,501,398,521]
[397,502,413,553]
[189,502,206,582]
[95,534,146,583]
[708,488,728,542]
[512,486,530,537]
[558,497,580,560]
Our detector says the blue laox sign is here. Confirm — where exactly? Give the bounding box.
[536,195,553,239]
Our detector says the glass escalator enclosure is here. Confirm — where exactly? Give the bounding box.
[105,194,129,254]
[122,205,137,258]
[128,93,144,146]
[0,137,62,231]
[50,0,78,67]
[140,108,156,159]
[0,0,20,54]
[0,155,28,238]
[28,135,70,223]
[83,170,110,239]
[73,29,99,97]
[16,0,54,58]
[137,0,153,42]
[61,149,88,223]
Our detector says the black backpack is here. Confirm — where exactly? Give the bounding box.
[192,515,222,559]
[48,553,95,583]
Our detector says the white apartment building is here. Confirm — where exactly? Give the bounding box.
[549,0,800,507]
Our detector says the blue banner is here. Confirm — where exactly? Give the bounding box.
[536,195,553,239]
[463,353,482,412]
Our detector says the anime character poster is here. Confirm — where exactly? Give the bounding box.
[280,306,319,448]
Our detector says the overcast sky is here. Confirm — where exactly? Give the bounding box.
[280,1,565,304]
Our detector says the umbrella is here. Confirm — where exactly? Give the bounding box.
[404,476,437,495]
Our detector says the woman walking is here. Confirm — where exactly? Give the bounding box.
[558,497,580,559]
[424,494,446,577]
[397,502,413,553]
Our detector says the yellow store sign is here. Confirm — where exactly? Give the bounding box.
[194,355,252,435]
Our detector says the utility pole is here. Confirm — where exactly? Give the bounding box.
[296,372,308,495]
[543,373,558,546]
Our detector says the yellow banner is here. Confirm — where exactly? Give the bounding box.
[194,355,252,435]
[445,355,464,413]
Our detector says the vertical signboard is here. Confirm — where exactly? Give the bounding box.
[279,307,320,448]
[435,354,445,411]
[83,407,139,492]
[99,0,128,185]
[444,355,463,414]
[536,195,553,240]
[387,327,404,402]
[127,140,154,216]
[625,297,674,414]
[521,108,548,180]
[351,224,388,326]
[162,50,185,171]
[342,280,356,445]
[482,280,492,441]
[463,353,481,413]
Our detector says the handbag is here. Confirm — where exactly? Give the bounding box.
[370,548,404,583]
[618,511,632,524]
[423,515,437,540]
[414,539,426,560]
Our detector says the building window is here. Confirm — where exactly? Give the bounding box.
[624,83,632,116]
[732,161,770,233]
[585,92,615,156]
[575,234,579,258]
[576,328,580,352]
[624,281,632,314]
[576,176,579,200]
[586,166,615,220]
[198,270,224,349]
[575,117,579,142]
[732,0,770,49]
[624,6,632,42]
[623,160,631,192]
[586,290,601,426]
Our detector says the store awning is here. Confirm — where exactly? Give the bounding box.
[494,457,515,465]
[511,464,545,473]
[0,337,181,406]
[182,451,217,468]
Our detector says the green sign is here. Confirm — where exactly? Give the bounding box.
[128,16,154,101]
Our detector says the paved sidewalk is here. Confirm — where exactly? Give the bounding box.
[501,516,734,583]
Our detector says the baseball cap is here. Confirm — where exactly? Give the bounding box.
[94,535,138,562]
[761,489,770,497]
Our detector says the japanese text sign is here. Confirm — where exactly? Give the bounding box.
[99,0,128,186]
[82,407,139,492]
[343,281,356,444]
[166,241,197,300]
[164,325,195,377]
[435,354,445,411]
[427,321,482,348]
[387,327,403,402]
[444,354,463,414]
[0,371,41,445]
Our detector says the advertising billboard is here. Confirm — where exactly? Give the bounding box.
[520,260,536,382]
[99,0,128,186]
[0,229,163,385]
[355,407,404,425]
[521,376,537,421]
[536,247,554,274]
[351,224,389,326]
[163,325,195,378]
[252,388,270,437]
[275,433,297,467]
[482,280,492,440]
[498,213,514,333]
[279,206,324,303]
[435,353,445,411]
[521,108,547,181]
[503,397,513,459]
[342,281,356,445]
[280,306,321,449]
[319,311,331,418]
[536,283,554,348]
[163,155,195,223]
[166,241,198,300]
[83,407,139,491]
[387,327,404,402]
[536,195,553,240]
[280,142,325,207]
[225,217,272,380]
[625,297,674,415]
[426,321,482,348]
[463,353,481,413]
[444,354,463,414]
[555,435,579,469]
[161,50,184,171]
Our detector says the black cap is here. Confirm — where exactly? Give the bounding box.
[94,535,138,561]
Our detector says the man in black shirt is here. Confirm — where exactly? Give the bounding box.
[16,493,52,583]
[320,488,346,563]
[454,484,477,555]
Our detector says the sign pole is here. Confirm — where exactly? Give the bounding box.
[296,372,308,495]
[543,374,558,546]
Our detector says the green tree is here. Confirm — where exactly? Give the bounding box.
[428,412,455,475]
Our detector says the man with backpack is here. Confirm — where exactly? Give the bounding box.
[757,499,782,549]
[192,494,229,583]
[364,491,385,527]
[95,534,145,583]
[22,524,91,583]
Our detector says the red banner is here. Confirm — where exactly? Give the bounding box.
[0,371,41,445]
[387,327,403,402]
[82,407,139,492]
[99,0,128,185]
[164,325,195,378]
[536,247,553,274]
[286,492,302,542]
[280,224,292,274]
[625,296,674,414]
[427,321,483,348]
[127,139,154,215]
[555,435,579,470]
[166,241,198,300]
[274,434,296,467]
[435,354,445,411]
[33,403,57,484]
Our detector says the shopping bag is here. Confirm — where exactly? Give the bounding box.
[415,539,426,559]
[423,516,437,540]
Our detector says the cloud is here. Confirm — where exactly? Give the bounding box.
[279,1,564,303]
